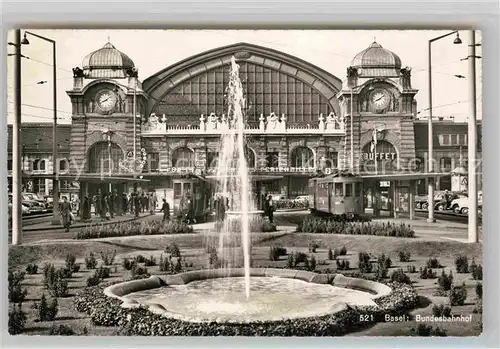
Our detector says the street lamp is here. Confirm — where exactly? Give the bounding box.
[22,31,60,225]
[427,30,462,223]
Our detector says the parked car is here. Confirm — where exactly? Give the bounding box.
[270,194,286,201]
[450,191,483,215]
[292,195,309,203]
[22,192,48,211]
[8,201,30,216]
[415,191,464,211]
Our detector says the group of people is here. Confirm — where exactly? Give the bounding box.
[59,189,160,232]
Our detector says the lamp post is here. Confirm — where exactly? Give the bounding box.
[427,30,462,223]
[21,31,60,225]
[467,30,478,243]
[11,30,22,245]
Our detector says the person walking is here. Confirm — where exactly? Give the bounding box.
[265,194,274,223]
[60,197,72,232]
[149,193,155,215]
[160,198,170,222]
[82,196,91,221]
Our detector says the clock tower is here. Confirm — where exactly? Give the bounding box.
[336,41,418,173]
[67,41,147,193]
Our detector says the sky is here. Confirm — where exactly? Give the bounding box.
[6,29,483,125]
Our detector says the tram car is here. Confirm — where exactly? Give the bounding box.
[308,172,364,216]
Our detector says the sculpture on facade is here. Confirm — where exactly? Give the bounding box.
[400,66,412,89]
[127,67,139,78]
[325,112,342,131]
[266,112,280,130]
[72,67,84,78]
[207,113,219,130]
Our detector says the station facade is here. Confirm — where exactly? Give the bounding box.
[8,40,482,214]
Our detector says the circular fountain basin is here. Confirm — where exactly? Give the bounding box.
[226,210,265,218]
[104,268,392,324]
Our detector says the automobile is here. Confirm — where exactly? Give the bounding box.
[270,194,286,201]
[11,193,46,214]
[8,201,30,216]
[450,191,483,215]
[291,195,309,203]
[22,192,49,211]
[415,191,464,211]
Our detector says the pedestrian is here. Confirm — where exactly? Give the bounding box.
[122,193,128,215]
[60,197,72,232]
[160,198,170,222]
[266,194,274,223]
[149,193,155,215]
[109,191,115,219]
[82,196,91,221]
[134,193,141,218]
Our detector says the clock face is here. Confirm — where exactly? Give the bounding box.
[370,89,390,110]
[95,89,117,112]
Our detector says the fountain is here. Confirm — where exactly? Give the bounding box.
[103,56,393,325]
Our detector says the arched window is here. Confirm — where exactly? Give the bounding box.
[291,147,314,168]
[207,151,219,168]
[171,147,195,167]
[361,141,398,173]
[33,159,40,171]
[245,147,256,168]
[87,141,124,173]
[59,159,69,172]
[39,160,46,171]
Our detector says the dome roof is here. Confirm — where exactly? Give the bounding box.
[82,42,135,79]
[351,41,402,77]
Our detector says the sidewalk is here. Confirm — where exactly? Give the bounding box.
[21,212,156,232]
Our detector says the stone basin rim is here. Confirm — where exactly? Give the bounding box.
[103,268,392,323]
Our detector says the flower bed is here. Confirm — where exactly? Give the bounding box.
[214,216,277,233]
[297,215,415,238]
[75,220,194,240]
[73,278,418,336]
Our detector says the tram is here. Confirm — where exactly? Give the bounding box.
[308,172,364,216]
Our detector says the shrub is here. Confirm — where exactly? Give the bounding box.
[216,216,277,233]
[34,293,58,321]
[455,255,469,273]
[327,248,334,260]
[293,252,308,265]
[131,265,148,279]
[411,324,447,336]
[269,246,287,261]
[432,304,452,317]
[390,269,411,284]
[358,252,372,273]
[476,282,482,300]
[48,277,69,298]
[95,267,110,279]
[8,304,26,335]
[101,250,116,266]
[209,249,219,267]
[398,250,411,262]
[426,258,441,269]
[449,283,468,306]
[122,258,136,271]
[165,242,181,258]
[473,300,483,314]
[65,253,76,270]
[174,258,182,273]
[438,270,453,292]
[378,254,392,269]
[144,256,157,267]
[309,255,317,271]
[308,241,319,253]
[8,270,28,304]
[336,259,350,271]
[85,253,98,269]
[49,324,75,336]
[159,254,170,272]
[470,259,483,280]
[375,264,388,279]
[405,265,417,273]
[25,263,38,275]
[339,246,347,256]
[286,254,295,268]
[419,266,437,279]
[135,255,146,264]
[86,275,101,287]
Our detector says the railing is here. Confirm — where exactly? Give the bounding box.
[142,112,346,136]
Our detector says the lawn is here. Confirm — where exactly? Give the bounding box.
[8,230,483,337]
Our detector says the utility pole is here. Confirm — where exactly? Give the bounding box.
[468,30,478,243]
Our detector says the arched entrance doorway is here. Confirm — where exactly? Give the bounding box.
[86,141,125,196]
[361,140,398,173]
